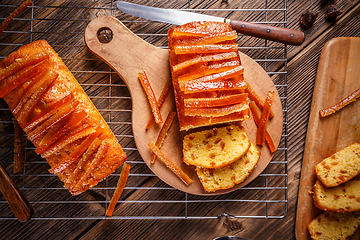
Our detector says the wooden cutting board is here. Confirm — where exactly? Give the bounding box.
[84,16,283,196]
[295,37,360,240]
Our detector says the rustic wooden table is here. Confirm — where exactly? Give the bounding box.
[0,0,359,239]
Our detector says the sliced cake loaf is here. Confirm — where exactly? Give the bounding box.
[315,142,360,187]
[196,142,260,192]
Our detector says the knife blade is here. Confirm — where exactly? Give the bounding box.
[116,1,305,46]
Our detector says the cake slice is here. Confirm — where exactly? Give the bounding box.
[183,124,251,169]
[315,142,360,187]
[313,179,360,212]
[0,40,127,195]
[196,142,260,192]
[307,211,360,240]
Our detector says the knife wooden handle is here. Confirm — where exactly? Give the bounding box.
[229,19,305,45]
[0,163,33,221]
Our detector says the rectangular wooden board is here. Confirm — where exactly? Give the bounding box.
[295,37,360,240]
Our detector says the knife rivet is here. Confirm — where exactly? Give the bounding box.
[242,24,245,28]
[266,29,271,33]
[290,33,294,37]
[97,27,113,44]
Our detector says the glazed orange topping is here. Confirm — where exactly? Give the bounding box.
[50,126,103,174]
[257,91,275,146]
[106,163,131,217]
[245,81,274,118]
[151,111,176,164]
[249,101,277,153]
[23,93,74,132]
[319,88,360,117]
[35,110,87,154]
[0,51,49,82]
[145,78,172,130]
[184,77,246,94]
[176,31,238,46]
[174,44,238,55]
[15,70,58,125]
[184,93,248,108]
[184,102,248,117]
[172,52,238,72]
[0,0,32,36]
[138,71,163,124]
[148,141,192,186]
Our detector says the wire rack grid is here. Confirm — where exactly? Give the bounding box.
[0,0,288,220]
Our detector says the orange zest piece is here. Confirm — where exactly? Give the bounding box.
[27,97,79,142]
[0,51,49,82]
[184,93,248,108]
[172,52,237,72]
[179,66,244,91]
[146,78,172,130]
[174,44,238,55]
[0,59,50,98]
[138,71,163,124]
[151,111,176,164]
[41,126,96,158]
[15,70,58,125]
[148,141,192,186]
[319,88,360,117]
[13,119,23,173]
[72,140,110,191]
[178,60,240,83]
[184,78,246,94]
[245,81,274,118]
[50,127,103,174]
[23,93,74,132]
[249,101,277,153]
[184,102,248,117]
[106,163,131,217]
[257,91,275,146]
[0,0,32,36]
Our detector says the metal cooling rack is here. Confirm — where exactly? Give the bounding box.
[0,0,288,220]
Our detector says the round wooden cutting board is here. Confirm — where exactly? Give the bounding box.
[84,16,283,196]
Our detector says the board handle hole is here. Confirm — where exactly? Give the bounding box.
[97,27,113,44]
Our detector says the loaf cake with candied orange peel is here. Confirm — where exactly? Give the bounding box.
[168,21,249,131]
[196,142,260,192]
[0,40,127,195]
[183,124,251,169]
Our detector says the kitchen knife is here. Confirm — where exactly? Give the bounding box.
[116,1,305,45]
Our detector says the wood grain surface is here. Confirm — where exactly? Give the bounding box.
[295,37,360,240]
[0,1,360,240]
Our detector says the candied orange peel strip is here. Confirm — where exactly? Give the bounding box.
[0,0,32,36]
[151,111,176,164]
[174,44,238,55]
[13,119,23,173]
[146,78,172,130]
[319,88,360,117]
[106,163,131,217]
[148,141,192,186]
[138,71,163,124]
[179,66,244,91]
[0,51,49,82]
[249,101,277,153]
[184,102,248,117]
[184,93,248,108]
[245,81,274,118]
[0,59,50,98]
[15,70,58,125]
[23,93,74,132]
[184,78,246,94]
[178,60,240,83]
[28,97,79,142]
[172,52,237,72]
[50,126,103,174]
[257,91,275,146]
[178,31,238,46]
